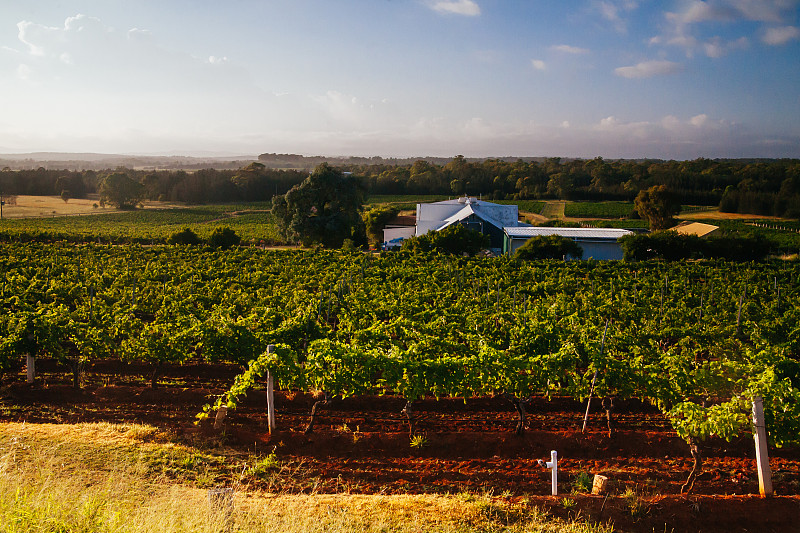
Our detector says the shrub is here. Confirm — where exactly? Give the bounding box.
[401,224,489,256]
[514,235,583,260]
[620,232,772,261]
[207,227,241,249]
[168,228,202,245]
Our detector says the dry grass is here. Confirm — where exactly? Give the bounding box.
[677,209,784,221]
[0,422,612,532]
[1,195,181,219]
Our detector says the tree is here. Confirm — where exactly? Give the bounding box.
[168,228,202,245]
[634,185,679,230]
[99,172,144,209]
[401,224,489,255]
[272,163,366,248]
[514,235,583,260]
[363,205,400,243]
[207,227,241,249]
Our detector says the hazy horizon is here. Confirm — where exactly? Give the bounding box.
[1,1,798,160]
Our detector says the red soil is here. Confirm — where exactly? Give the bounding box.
[2,361,799,533]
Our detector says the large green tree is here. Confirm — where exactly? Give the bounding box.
[272,163,366,247]
[634,185,680,230]
[363,205,400,243]
[99,172,144,209]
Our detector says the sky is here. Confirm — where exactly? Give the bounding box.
[0,0,798,159]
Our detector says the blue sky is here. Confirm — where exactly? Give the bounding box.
[0,0,798,159]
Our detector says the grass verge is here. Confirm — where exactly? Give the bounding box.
[0,421,612,533]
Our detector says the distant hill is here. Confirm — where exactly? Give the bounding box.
[257,152,553,169]
[0,153,257,171]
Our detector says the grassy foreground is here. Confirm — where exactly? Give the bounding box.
[0,422,610,533]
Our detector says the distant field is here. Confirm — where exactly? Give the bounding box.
[0,202,281,244]
[366,195,450,205]
[584,219,649,229]
[495,200,545,213]
[564,201,635,218]
[1,195,111,218]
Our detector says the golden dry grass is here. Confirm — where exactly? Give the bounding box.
[0,421,611,533]
[1,195,181,219]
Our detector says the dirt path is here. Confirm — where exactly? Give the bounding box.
[202,209,271,224]
[540,201,565,219]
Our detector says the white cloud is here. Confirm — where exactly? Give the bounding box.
[551,44,590,54]
[531,59,546,70]
[667,0,794,25]
[703,36,749,57]
[656,1,797,56]
[690,114,709,126]
[762,25,800,44]
[614,60,682,78]
[592,0,639,33]
[16,21,46,56]
[428,0,481,16]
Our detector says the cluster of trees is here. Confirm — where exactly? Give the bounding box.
[0,164,307,205]
[400,224,489,256]
[2,157,798,217]
[168,227,241,249]
[619,232,772,261]
[272,163,367,248]
[356,157,800,212]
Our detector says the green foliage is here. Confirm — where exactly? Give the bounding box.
[409,434,429,448]
[363,205,401,242]
[2,241,800,450]
[99,172,145,209]
[273,163,366,248]
[514,235,583,260]
[571,471,595,494]
[0,204,282,245]
[168,227,202,245]
[207,227,241,249]
[401,224,489,255]
[620,232,772,261]
[564,201,635,218]
[634,185,680,230]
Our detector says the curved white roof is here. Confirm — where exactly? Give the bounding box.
[503,227,633,240]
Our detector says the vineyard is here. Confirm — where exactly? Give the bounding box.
[1,243,800,530]
[0,203,280,244]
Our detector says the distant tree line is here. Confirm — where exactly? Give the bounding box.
[2,157,798,217]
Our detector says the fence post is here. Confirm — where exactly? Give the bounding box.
[26,354,35,384]
[213,405,228,430]
[266,344,277,433]
[752,397,773,497]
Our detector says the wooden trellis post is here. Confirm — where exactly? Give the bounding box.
[752,397,773,497]
[266,345,277,433]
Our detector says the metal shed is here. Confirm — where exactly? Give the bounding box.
[503,227,634,260]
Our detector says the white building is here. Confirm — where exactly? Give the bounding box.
[503,227,633,260]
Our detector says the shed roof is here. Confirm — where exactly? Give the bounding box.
[416,197,526,236]
[671,222,719,237]
[504,227,633,240]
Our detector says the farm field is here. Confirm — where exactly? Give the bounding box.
[0,200,281,244]
[563,202,635,219]
[2,369,799,533]
[1,244,800,531]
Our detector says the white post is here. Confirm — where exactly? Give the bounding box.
[752,397,773,497]
[539,450,558,495]
[547,450,558,496]
[266,345,277,433]
[26,354,35,384]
